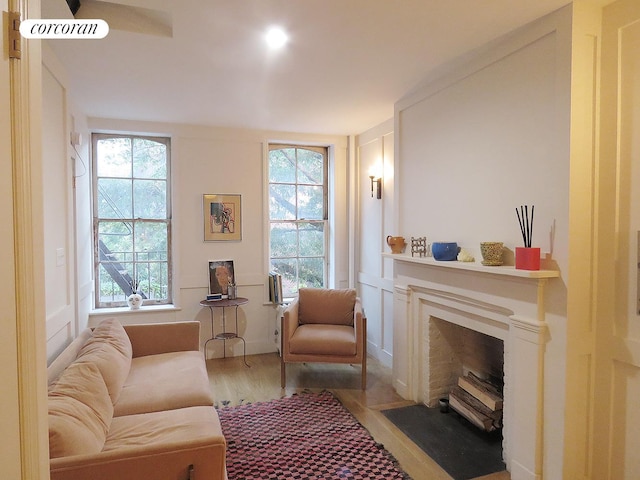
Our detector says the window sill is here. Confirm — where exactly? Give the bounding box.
[263,300,293,307]
[90,304,181,317]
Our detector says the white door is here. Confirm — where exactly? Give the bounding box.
[594,0,640,478]
[565,1,640,478]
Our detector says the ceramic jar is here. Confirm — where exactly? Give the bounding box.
[386,236,406,254]
[480,242,504,266]
[127,291,142,309]
[431,242,459,261]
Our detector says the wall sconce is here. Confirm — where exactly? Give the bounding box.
[368,165,382,199]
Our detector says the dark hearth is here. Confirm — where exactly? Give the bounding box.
[382,403,505,480]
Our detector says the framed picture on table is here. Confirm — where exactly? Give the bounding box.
[203,194,242,241]
[208,260,235,298]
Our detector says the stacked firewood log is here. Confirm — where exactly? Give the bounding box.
[448,371,503,432]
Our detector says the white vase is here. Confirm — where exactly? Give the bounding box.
[127,292,142,310]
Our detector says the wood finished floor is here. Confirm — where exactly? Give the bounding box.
[206,352,510,480]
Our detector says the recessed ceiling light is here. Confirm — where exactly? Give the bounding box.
[265,26,288,49]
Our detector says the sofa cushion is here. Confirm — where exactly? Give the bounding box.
[124,321,201,357]
[48,362,114,458]
[75,318,132,405]
[104,406,225,452]
[113,351,214,417]
[47,328,93,389]
[289,324,357,356]
[298,288,356,326]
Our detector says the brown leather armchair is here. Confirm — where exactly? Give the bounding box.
[280,288,367,390]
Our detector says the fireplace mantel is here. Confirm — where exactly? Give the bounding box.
[382,252,559,280]
[386,252,559,480]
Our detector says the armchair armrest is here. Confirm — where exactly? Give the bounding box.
[281,299,300,355]
[123,321,201,358]
[354,298,363,323]
[354,298,366,356]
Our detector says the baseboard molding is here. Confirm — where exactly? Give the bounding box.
[367,342,393,368]
[394,379,411,400]
[509,459,538,480]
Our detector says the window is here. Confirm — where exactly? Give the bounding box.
[268,144,328,298]
[92,134,171,308]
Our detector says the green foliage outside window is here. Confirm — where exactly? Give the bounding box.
[94,134,171,307]
[269,146,327,298]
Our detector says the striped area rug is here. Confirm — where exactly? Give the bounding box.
[217,390,411,480]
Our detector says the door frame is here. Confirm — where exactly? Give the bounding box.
[565,0,640,478]
[4,0,49,478]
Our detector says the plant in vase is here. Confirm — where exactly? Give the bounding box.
[515,204,540,270]
[127,280,142,309]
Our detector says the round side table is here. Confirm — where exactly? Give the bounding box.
[200,297,250,367]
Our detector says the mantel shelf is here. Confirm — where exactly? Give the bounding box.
[382,253,559,279]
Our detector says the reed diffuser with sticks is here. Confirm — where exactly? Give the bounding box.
[515,205,540,270]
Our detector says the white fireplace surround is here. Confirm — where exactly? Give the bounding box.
[386,254,559,480]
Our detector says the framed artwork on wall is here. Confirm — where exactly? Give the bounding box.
[203,194,242,241]
[208,259,235,298]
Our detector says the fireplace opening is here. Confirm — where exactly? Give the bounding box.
[399,273,551,476]
[425,317,504,432]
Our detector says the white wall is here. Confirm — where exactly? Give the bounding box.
[81,118,349,358]
[42,44,93,364]
[378,6,571,479]
[41,45,352,365]
[71,108,93,333]
[42,44,89,363]
[356,119,395,366]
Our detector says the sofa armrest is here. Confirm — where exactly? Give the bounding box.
[50,405,226,480]
[49,439,226,480]
[124,322,201,358]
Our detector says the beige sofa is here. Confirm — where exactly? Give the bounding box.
[47,318,226,480]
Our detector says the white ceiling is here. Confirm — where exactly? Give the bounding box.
[44,0,570,135]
